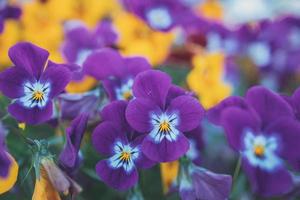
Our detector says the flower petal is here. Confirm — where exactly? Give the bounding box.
[124,56,151,77]
[132,70,171,108]
[41,61,72,98]
[8,102,53,125]
[142,132,189,162]
[126,98,161,133]
[8,42,49,79]
[0,152,19,195]
[92,122,127,155]
[167,95,205,132]
[246,86,293,127]
[96,160,138,190]
[221,107,261,151]
[0,67,33,99]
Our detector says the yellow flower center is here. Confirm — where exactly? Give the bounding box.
[159,121,171,132]
[254,145,265,157]
[32,91,44,101]
[120,152,131,162]
[122,91,132,100]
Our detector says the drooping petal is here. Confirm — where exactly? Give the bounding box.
[221,107,261,151]
[0,67,33,99]
[245,86,293,127]
[0,153,19,195]
[126,98,161,133]
[242,158,293,197]
[101,101,130,132]
[142,132,189,162]
[167,95,205,132]
[165,85,187,106]
[92,122,127,156]
[207,96,249,126]
[59,113,89,170]
[96,160,138,190]
[83,48,126,80]
[41,61,72,98]
[8,42,49,79]
[132,70,172,108]
[265,117,300,170]
[8,102,53,125]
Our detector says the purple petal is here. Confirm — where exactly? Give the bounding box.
[242,158,293,197]
[132,70,171,108]
[245,86,293,127]
[207,96,249,126]
[8,102,53,125]
[101,100,132,132]
[292,87,300,118]
[8,42,49,79]
[167,95,205,132]
[92,122,127,155]
[93,20,118,47]
[141,132,189,162]
[265,117,300,170]
[124,56,151,77]
[41,61,72,98]
[126,98,161,133]
[59,113,89,170]
[83,48,126,80]
[0,149,11,178]
[192,167,232,200]
[186,126,204,165]
[0,67,33,99]
[96,160,138,191]
[221,107,261,151]
[131,136,156,169]
[102,79,119,101]
[166,85,187,106]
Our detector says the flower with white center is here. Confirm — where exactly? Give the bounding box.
[146,7,173,30]
[19,81,51,108]
[109,141,139,173]
[242,130,281,171]
[115,79,134,100]
[149,112,179,143]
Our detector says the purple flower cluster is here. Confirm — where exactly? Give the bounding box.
[208,86,300,197]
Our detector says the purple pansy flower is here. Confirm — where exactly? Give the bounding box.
[59,113,89,175]
[83,48,151,101]
[210,86,300,197]
[92,101,155,190]
[0,2,21,33]
[126,70,205,162]
[122,0,199,32]
[178,164,232,200]
[0,42,72,124]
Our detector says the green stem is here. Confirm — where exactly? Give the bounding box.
[232,155,242,184]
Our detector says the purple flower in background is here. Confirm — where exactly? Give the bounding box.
[122,0,199,31]
[59,113,89,175]
[185,126,204,166]
[92,101,155,190]
[0,2,21,33]
[178,164,232,200]
[0,42,72,124]
[83,48,151,101]
[211,86,300,197]
[126,70,205,162]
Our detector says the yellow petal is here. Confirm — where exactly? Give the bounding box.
[18,123,26,130]
[0,153,19,194]
[198,0,223,21]
[160,161,179,194]
[32,167,61,200]
[66,76,97,93]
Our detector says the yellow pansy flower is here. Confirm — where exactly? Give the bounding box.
[187,52,232,109]
[160,161,179,194]
[65,76,97,94]
[114,12,174,66]
[0,153,19,194]
[198,0,223,21]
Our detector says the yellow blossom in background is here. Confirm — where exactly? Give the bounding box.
[67,0,121,27]
[0,153,19,194]
[0,20,20,68]
[114,12,174,66]
[65,76,97,94]
[160,161,179,194]
[187,52,232,109]
[198,0,223,21]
